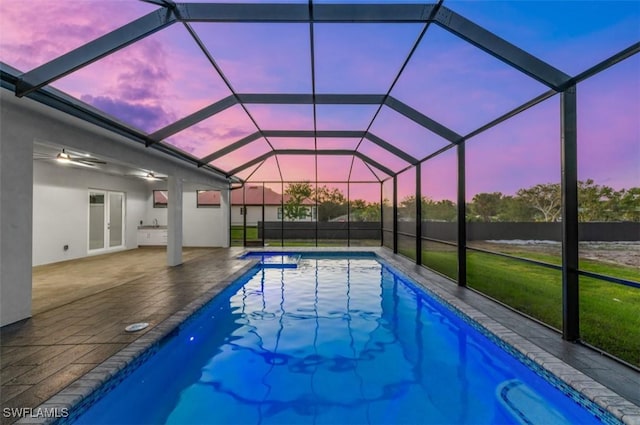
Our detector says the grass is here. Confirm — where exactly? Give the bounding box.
[467,244,639,283]
[231,226,258,241]
[402,247,640,366]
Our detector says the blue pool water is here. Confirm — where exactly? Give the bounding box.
[74,255,606,424]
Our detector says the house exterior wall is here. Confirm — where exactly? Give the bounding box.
[144,183,228,247]
[33,161,148,266]
[231,205,317,226]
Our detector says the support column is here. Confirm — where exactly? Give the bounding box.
[457,142,467,287]
[415,165,422,266]
[167,175,183,267]
[393,176,398,254]
[379,183,383,247]
[221,187,231,248]
[0,124,33,326]
[561,85,580,341]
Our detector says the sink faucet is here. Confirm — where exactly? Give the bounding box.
[153,218,158,228]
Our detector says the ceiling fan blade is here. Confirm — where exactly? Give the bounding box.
[76,158,106,164]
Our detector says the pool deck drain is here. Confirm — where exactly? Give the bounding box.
[2,247,638,425]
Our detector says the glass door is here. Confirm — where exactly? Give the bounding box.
[89,190,125,252]
[89,191,106,250]
[108,192,124,248]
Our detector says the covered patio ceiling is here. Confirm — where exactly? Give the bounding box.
[1,1,638,183]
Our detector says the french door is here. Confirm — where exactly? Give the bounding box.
[88,190,125,252]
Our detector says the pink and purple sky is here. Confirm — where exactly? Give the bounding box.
[1,0,638,202]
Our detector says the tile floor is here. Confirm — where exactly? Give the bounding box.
[1,247,247,425]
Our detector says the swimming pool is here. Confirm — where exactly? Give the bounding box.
[72,253,613,424]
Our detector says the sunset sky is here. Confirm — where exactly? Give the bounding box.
[1,0,638,202]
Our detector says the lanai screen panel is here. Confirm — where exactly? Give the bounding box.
[210,139,272,171]
[447,0,640,76]
[53,25,234,134]
[164,104,257,159]
[391,25,548,136]
[193,23,311,93]
[577,54,640,283]
[277,155,317,183]
[244,104,314,131]
[465,95,562,280]
[421,148,458,280]
[248,157,282,182]
[234,162,264,182]
[349,182,382,247]
[357,139,411,174]
[316,105,378,131]
[316,138,360,151]
[316,156,353,182]
[0,1,158,72]
[268,138,315,150]
[369,106,451,160]
[350,157,385,182]
[314,23,425,94]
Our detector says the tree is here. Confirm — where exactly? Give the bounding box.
[351,199,381,222]
[284,182,313,220]
[422,198,456,222]
[516,183,561,222]
[497,195,536,222]
[578,179,619,222]
[399,195,417,221]
[471,192,504,222]
[315,185,347,222]
[618,187,640,222]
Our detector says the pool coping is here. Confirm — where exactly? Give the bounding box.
[19,247,640,425]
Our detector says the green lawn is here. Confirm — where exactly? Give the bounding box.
[402,247,640,366]
[231,226,258,241]
[466,245,639,283]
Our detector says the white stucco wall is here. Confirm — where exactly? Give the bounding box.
[231,206,318,226]
[143,183,228,247]
[33,161,148,266]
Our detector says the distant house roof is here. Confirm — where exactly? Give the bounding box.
[196,186,314,206]
[154,190,168,204]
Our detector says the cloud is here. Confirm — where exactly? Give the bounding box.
[166,105,258,159]
[0,1,156,71]
[80,95,172,133]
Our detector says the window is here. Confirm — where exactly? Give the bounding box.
[153,190,167,208]
[197,190,221,208]
[240,207,245,215]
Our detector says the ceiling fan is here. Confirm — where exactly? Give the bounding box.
[124,170,168,181]
[34,148,106,167]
